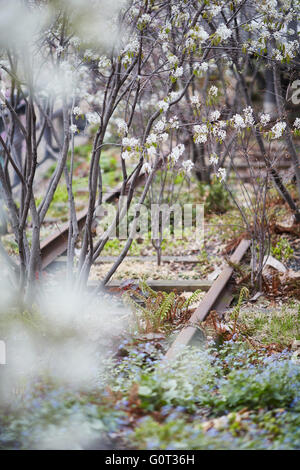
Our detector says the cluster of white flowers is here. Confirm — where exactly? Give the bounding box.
[167,91,181,103]
[73,106,82,116]
[187,26,209,44]
[260,113,271,126]
[121,137,140,160]
[171,66,183,79]
[122,36,139,55]
[122,137,139,149]
[232,114,246,130]
[129,6,140,18]
[121,35,139,66]
[209,154,219,165]
[169,144,185,163]
[137,13,151,28]
[210,4,222,17]
[293,118,300,129]
[69,124,78,134]
[154,118,166,133]
[215,24,232,41]
[146,134,157,146]
[210,110,220,121]
[86,112,100,125]
[212,121,227,141]
[282,40,299,59]
[157,100,169,113]
[182,159,194,174]
[193,62,209,74]
[116,118,128,136]
[169,116,179,129]
[142,162,152,173]
[232,106,255,130]
[98,56,111,70]
[158,21,172,42]
[168,54,178,66]
[243,106,255,126]
[208,85,218,96]
[160,133,169,143]
[194,124,209,144]
[271,121,286,139]
[272,49,284,62]
[55,45,64,57]
[217,167,226,182]
[191,94,200,107]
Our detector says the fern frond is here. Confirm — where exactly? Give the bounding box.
[156,292,176,324]
[182,289,202,310]
[139,279,158,299]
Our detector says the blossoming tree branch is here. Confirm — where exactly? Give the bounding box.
[0,0,299,294]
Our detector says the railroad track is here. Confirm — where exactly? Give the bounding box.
[40,148,291,270]
[40,183,251,360]
[164,239,251,361]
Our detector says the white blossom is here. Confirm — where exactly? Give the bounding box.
[168,91,181,102]
[243,106,255,126]
[260,113,271,126]
[210,5,222,17]
[172,66,183,79]
[160,133,169,142]
[121,150,131,161]
[232,114,246,129]
[98,56,111,69]
[169,116,179,129]
[154,118,166,133]
[146,134,157,145]
[138,13,151,26]
[168,54,178,66]
[182,159,194,174]
[210,110,220,121]
[193,62,209,73]
[73,106,82,116]
[187,26,209,43]
[157,100,169,112]
[86,112,100,125]
[69,124,78,134]
[122,36,139,55]
[55,45,64,56]
[208,85,218,96]
[142,162,152,173]
[293,118,300,129]
[272,49,284,61]
[215,24,232,41]
[122,137,139,149]
[213,126,226,141]
[191,94,200,106]
[271,121,286,139]
[209,154,219,165]
[194,124,209,144]
[217,167,226,182]
[116,118,128,135]
[170,144,185,163]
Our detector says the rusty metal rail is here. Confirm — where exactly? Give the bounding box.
[164,239,251,361]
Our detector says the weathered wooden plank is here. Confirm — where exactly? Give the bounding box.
[88,279,212,292]
[50,255,203,267]
[94,255,201,264]
[164,239,251,361]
